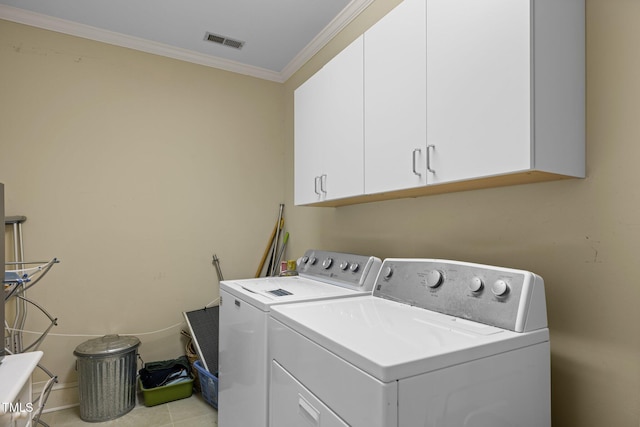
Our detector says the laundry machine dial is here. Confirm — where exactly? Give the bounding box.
[309,257,317,265]
[349,263,360,272]
[426,270,443,288]
[469,277,484,293]
[322,258,333,269]
[491,280,509,297]
[339,261,349,270]
[382,266,393,279]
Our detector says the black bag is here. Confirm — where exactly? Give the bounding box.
[139,355,192,389]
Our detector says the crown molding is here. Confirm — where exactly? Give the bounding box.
[0,1,372,84]
[280,0,374,82]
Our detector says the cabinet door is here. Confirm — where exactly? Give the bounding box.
[294,36,364,205]
[294,70,325,205]
[364,0,427,194]
[426,0,531,184]
[319,35,365,201]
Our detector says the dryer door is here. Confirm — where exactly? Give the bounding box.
[270,360,348,427]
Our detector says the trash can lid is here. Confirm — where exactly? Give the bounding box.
[74,334,140,357]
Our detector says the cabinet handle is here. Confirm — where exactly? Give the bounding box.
[314,176,321,195]
[427,145,436,173]
[412,148,422,176]
[320,174,327,194]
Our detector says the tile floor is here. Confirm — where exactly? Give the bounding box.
[39,391,217,426]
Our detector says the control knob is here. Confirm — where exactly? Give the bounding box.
[491,279,509,297]
[382,266,393,279]
[322,258,333,269]
[349,263,360,272]
[426,270,444,288]
[309,256,317,265]
[339,261,349,271]
[469,277,484,293]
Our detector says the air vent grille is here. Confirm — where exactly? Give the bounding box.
[204,32,245,50]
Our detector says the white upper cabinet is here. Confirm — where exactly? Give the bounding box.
[295,0,584,206]
[364,0,427,194]
[294,36,364,205]
[426,0,532,184]
[294,70,325,206]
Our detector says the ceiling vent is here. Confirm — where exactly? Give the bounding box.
[204,32,245,50]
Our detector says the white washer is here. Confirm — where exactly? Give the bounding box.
[269,258,550,427]
[218,250,382,427]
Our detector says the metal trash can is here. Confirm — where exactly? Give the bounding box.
[74,334,141,422]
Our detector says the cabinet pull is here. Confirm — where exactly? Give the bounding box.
[412,148,422,176]
[320,174,327,194]
[314,176,321,195]
[427,144,436,173]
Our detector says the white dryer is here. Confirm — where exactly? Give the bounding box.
[269,258,550,427]
[218,250,381,427]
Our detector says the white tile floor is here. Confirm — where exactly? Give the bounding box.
[39,392,217,426]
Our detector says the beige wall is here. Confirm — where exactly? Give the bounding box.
[1,18,285,406]
[2,0,640,425]
[283,0,640,426]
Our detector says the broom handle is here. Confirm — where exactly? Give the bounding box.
[255,221,278,278]
[266,218,284,277]
[269,204,285,276]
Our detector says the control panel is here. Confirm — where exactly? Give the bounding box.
[373,259,548,332]
[297,250,382,291]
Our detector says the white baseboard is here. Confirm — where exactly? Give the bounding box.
[32,381,78,413]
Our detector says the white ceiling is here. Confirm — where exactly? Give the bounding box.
[0,0,373,82]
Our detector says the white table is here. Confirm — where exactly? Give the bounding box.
[0,351,43,427]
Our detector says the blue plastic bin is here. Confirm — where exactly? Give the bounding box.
[193,360,218,409]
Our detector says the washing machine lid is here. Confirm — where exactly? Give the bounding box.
[220,276,366,311]
[270,296,549,383]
